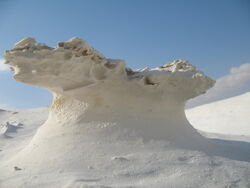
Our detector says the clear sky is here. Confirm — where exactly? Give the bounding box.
[0,0,250,109]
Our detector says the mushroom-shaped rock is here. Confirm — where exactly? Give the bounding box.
[3,37,215,170]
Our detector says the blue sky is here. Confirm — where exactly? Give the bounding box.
[0,0,250,109]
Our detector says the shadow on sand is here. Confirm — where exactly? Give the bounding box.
[203,138,250,162]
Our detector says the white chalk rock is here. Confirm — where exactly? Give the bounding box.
[3,37,215,170]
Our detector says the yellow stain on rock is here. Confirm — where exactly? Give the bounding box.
[93,95,103,107]
[50,97,64,110]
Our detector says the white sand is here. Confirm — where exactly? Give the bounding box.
[186,92,250,135]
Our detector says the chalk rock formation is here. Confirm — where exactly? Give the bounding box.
[3,38,216,171]
[4,38,215,147]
